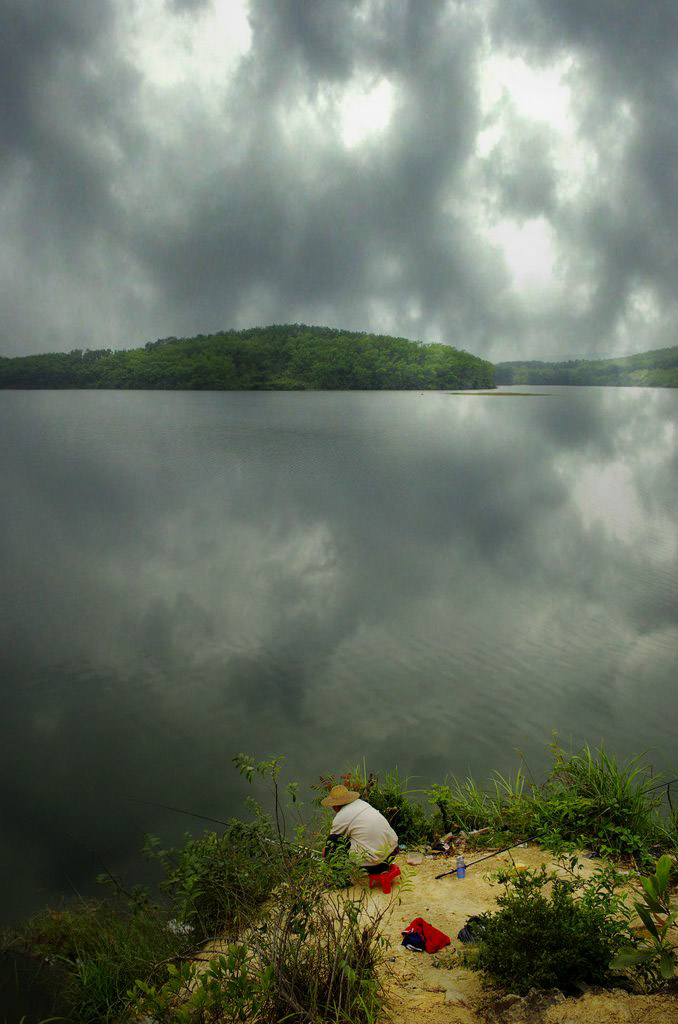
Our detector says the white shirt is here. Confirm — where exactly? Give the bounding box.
[330,799,398,866]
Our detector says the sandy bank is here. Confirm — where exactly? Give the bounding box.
[352,844,678,1024]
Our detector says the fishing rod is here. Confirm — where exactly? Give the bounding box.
[435,835,539,880]
[130,797,231,829]
[130,798,322,858]
[647,778,678,792]
[646,776,677,814]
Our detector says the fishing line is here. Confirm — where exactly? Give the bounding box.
[129,797,322,857]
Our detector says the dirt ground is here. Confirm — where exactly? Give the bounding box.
[350,844,678,1024]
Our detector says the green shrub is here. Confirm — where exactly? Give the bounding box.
[143,815,288,939]
[469,863,631,995]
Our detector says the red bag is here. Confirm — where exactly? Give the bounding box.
[402,917,451,953]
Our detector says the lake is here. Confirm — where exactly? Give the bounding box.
[1,387,677,929]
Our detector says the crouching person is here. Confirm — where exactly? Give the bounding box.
[321,785,399,882]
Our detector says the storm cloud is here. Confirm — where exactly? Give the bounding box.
[2,0,678,360]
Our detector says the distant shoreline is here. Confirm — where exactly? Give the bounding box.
[0,324,495,391]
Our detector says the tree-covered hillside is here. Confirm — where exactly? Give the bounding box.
[496,345,678,387]
[0,324,494,391]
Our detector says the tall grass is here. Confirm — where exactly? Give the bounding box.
[372,742,674,862]
[537,743,666,858]
[2,898,190,1023]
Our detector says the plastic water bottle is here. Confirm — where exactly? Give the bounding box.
[456,855,466,879]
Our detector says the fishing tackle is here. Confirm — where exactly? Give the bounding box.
[435,836,539,880]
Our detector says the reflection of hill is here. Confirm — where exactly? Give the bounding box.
[0,324,495,391]
[496,345,678,387]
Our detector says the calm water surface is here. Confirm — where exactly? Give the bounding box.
[1,387,677,929]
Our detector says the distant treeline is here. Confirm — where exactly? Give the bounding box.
[0,325,495,391]
[496,345,678,387]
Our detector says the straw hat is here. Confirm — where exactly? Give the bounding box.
[321,784,360,808]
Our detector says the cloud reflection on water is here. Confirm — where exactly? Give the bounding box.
[0,388,676,923]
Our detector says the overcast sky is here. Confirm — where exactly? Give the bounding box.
[3,0,678,361]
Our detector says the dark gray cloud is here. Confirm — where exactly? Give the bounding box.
[1,0,678,359]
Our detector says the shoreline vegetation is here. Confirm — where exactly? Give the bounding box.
[496,344,678,387]
[0,324,494,391]
[1,324,677,391]
[2,742,676,1023]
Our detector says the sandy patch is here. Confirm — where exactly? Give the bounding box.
[346,845,678,1024]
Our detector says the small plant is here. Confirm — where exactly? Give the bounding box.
[128,944,273,1023]
[611,854,678,986]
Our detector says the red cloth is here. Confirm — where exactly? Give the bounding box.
[402,917,451,953]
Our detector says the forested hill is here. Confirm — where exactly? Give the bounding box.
[0,325,495,391]
[496,345,678,387]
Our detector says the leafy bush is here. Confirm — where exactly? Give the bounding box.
[469,863,631,995]
[143,814,287,939]
[611,854,678,987]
